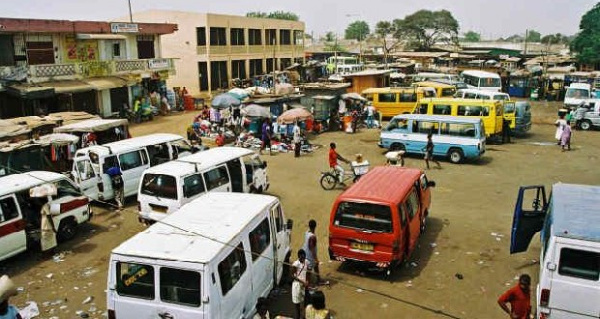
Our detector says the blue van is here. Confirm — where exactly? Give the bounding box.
[379,114,486,164]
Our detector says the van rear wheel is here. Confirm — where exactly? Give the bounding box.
[448,148,464,164]
[580,120,592,131]
[390,143,405,152]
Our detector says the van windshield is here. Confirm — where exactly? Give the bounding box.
[141,174,178,200]
[565,88,589,98]
[334,202,393,233]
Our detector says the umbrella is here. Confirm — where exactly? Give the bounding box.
[277,108,313,124]
[228,88,249,100]
[211,93,241,109]
[341,92,367,101]
[241,104,271,118]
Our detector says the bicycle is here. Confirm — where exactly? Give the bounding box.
[319,161,370,190]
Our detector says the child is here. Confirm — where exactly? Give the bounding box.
[561,120,572,152]
[424,132,441,169]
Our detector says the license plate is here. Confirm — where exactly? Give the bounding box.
[350,242,373,251]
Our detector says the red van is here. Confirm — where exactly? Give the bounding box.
[328,166,435,277]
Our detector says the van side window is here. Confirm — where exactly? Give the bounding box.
[495,105,502,116]
[55,179,81,198]
[0,196,19,222]
[405,189,420,220]
[433,104,451,115]
[416,121,438,134]
[440,123,476,137]
[458,105,489,117]
[397,203,407,226]
[116,262,155,299]
[379,93,396,103]
[102,155,119,173]
[119,150,144,171]
[183,174,206,198]
[417,104,428,114]
[249,218,271,261]
[558,248,600,281]
[160,267,201,307]
[76,160,95,181]
[273,205,284,232]
[218,243,248,295]
[400,93,417,102]
[204,166,230,190]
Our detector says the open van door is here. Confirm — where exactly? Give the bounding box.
[73,156,100,200]
[0,194,27,261]
[510,185,548,254]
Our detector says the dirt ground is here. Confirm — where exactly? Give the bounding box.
[2,100,600,319]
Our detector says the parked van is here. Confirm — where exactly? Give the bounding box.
[461,70,502,92]
[0,171,91,262]
[416,98,504,138]
[138,147,269,223]
[455,88,510,101]
[510,183,600,319]
[413,72,459,83]
[379,114,486,163]
[362,87,436,118]
[564,82,592,109]
[107,193,292,319]
[72,133,195,201]
[414,81,457,98]
[328,166,435,277]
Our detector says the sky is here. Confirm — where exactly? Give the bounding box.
[1,0,598,39]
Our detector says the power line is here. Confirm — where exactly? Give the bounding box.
[1,163,464,319]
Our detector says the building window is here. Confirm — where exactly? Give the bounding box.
[0,35,15,66]
[230,28,245,46]
[196,27,206,46]
[279,30,291,45]
[136,35,155,59]
[26,41,55,65]
[210,61,228,91]
[209,27,227,46]
[198,62,209,91]
[293,30,303,46]
[265,29,277,46]
[112,43,121,57]
[280,58,292,69]
[266,58,275,73]
[249,59,263,77]
[231,60,247,80]
[249,29,262,45]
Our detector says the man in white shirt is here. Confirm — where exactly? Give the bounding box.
[292,249,310,319]
[293,119,301,158]
[366,103,376,128]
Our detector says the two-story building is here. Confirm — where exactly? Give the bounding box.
[131,11,305,97]
[0,17,177,118]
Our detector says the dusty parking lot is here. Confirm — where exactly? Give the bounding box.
[2,100,600,319]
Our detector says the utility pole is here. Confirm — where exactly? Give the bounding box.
[128,0,133,23]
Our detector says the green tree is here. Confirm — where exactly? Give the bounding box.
[375,21,400,67]
[526,30,541,42]
[246,11,299,21]
[394,9,459,51]
[463,31,481,42]
[345,20,370,41]
[572,3,600,64]
[324,31,336,42]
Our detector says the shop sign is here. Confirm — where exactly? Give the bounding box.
[148,58,170,69]
[111,23,139,33]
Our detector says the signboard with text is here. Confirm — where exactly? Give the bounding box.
[111,23,139,33]
[148,58,170,69]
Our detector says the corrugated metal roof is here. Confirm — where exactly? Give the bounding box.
[551,183,600,242]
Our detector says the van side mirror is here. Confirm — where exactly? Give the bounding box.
[286,219,293,230]
[427,181,436,188]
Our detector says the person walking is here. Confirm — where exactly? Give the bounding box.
[555,114,567,145]
[497,274,532,319]
[0,275,22,319]
[561,120,572,152]
[261,118,272,155]
[328,143,350,183]
[215,131,225,147]
[291,249,310,319]
[366,103,376,128]
[107,165,124,211]
[502,119,512,144]
[302,220,321,284]
[423,132,441,169]
[293,120,302,158]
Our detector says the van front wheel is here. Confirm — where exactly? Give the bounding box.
[390,143,405,152]
[448,149,464,164]
[580,120,592,131]
[58,219,77,242]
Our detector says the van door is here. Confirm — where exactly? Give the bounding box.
[248,216,274,301]
[156,265,205,319]
[0,194,27,261]
[510,185,547,254]
[112,260,160,318]
[73,156,100,200]
[118,149,150,197]
[270,204,288,284]
[203,165,231,193]
[225,158,244,193]
[217,243,252,319]
[245,155,268,193]
[405,188,422,253]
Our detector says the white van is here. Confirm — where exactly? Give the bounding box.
[510,183,600,318]
[72,133,196,201]
[455,88,511,101]
[107,192,292,319]
[138,146,269,224]
[0,171,91,262]
[461,70,502,92]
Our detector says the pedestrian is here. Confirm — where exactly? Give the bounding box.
[305,291,330,319]
[253,297,270,319]
[107,165,124,211]
[293,119,302,158]
[261,118,272,155]
[561,120,572,152]
[423,132,441,169]
[215,131,225,147]
[497,274,532,319]
[292,249,310,319]
[555,114,567,145]
[302,220,321,284]
[0,275,22,319]
[366,103,376,128]
[338,98,347,117]
[502,119,512,144]
[328,142,350,183]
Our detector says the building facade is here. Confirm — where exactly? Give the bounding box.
[0,17,177,118]
[132,11,305,97]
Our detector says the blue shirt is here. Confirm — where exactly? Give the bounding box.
[0,305,20,319]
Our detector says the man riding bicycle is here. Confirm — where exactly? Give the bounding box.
[328,142,350,183]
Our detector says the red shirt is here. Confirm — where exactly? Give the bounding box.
[328,148,337,168]
[498,285,531,319]
[215,135,225,146]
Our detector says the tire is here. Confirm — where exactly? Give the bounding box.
[448,148,464,164]
[580,120,592,131]
[320,173,337,190]
[57,219,77,242]
[390,143,405,152]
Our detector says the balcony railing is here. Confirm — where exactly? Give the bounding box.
[26,58,176,82]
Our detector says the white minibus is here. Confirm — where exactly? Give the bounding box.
[71,133,195,202]
[107,193,292,319]
[461,70,502,92]
[138,146,269,223]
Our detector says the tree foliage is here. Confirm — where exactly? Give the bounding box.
[374,21,401,66]
[463,31,481,42]
[394,9,459,51]
[345,20,370,41]
[571,3,600,64]
[526,30,541,42]
[541,33,570,45]
[324,31,336,42]
[246,11,299,21]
